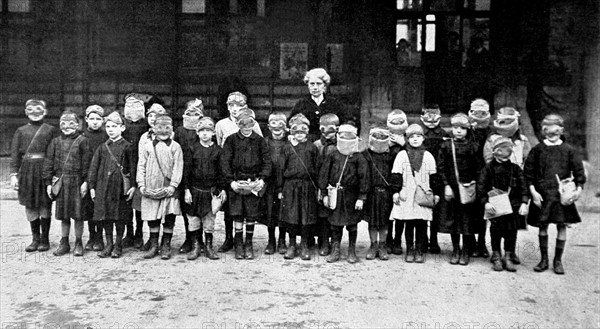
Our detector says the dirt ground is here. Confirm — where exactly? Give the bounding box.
[0,197,598,329]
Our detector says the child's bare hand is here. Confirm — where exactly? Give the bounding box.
[572,186,583,202]
[10,175,18,190]
[126,187,136,201]
[434,195,440,205]
[518,203,529,216]
[278,192,283,200]
[322,196,329,208]
[355,200,364,211]
[90,189,96,200]
[46,186,52,198]
[80,182,88,197]
[399,189,408,202]
[230,181,241,193]
[166,186,176,197]
[393,193,400,205]
[444,185,454,201]
[530,188,543,208]
[184,189,192,204]
[484,202,496,215]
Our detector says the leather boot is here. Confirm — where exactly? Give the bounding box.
[553,259,565,275]
[111,235,123,258]
[492,251,503,271]
[429,233,441,254]
[73,238,84,257]
[264,238,276,255]
[98,234,114,258]
[449,247,460,265]
[141,238,152,252]
[534,257,549,272]
[142,234,159,259]
[244,238,254,260]
[365,242,378,260]
[503,252,516,272]
[378,242,389,260]
[133,221,144,249]
[26,220,40,252]
[38,218,51,252]
[347,242,359,264]
[478,243,490,258]
[300,241,310,261]
[234,234,245,260]
[204,233,219,260]
[122,223,134,248]
[219,235,235,253]
[414,249,425,263]
[178,232,192,254]
[459,249,470,266]
[277,237,288,255]
[509,252,521,265]
[187,232,202,261]
[392,240,403,255]
[160,233,173,260]
[318,239,331,256]
[53,237,70,256]
[326,241,341,263]
[284,240,297,260]
[84,226,98,251]
[93,227,104,252]
[405,245,415,263]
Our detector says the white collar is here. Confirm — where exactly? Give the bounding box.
[543,138,563,146]
[312,94,324,106]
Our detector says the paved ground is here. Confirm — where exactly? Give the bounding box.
[0,189,598,329]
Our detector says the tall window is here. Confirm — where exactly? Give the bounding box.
[182,0,205,14]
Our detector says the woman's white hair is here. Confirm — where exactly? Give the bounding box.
[303,68,331,85]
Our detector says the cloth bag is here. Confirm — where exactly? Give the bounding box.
[415,184,436,208]
[556,174,577,206]
[451,139,476,204]
[484,188,513,219]
[326,155,349,210]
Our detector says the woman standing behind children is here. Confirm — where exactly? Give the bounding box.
[391,124,439,263]
[477,137,529,272]
[278,114,319,260]
[43,111,92,257]
[524,114,585,275]
[318,123,369,264]
[11,99,60,253]
[88,112,137,258]
[362,122,399,261]
[437,113,482,265]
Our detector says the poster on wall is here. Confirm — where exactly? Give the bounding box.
[326,43,343,73]
[280,43,308,80]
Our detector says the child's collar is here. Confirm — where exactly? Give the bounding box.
[543,138,563,146]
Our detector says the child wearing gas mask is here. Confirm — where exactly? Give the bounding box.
[385,109,408,255]
[419,104,449,254]
[363,122,399,261]
[137,115,183,260]
[10,99,60,253]
[262,112,289,255]
[313,113,340,256]
[279,114,319,260]
[43,111,92,256]
[221,108,272,260]
[437,113,482,266]
[82,105,108,252]
[524,114,585,275]
[318,123,369,264]
[483,107,531,168]
[477,137,529,272]
[175,99,204,254]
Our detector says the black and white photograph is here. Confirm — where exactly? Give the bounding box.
[0,0,599,328]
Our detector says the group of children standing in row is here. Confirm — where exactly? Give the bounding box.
[10,91,586,274]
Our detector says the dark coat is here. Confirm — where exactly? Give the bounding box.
[262,136,288,226]
[182,142,223,219]
[437,137,482,235]
[43,133,91,221]
[81,128,109,220]
[278,141,319,226]
[362,149,401,229]
[290,95,348,141]
[88,138,136,222]
[478,159,529,230]
[318,150,370,226]
[10,122,60,209]
[524,142,585,226]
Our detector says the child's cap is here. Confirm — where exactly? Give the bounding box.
[154,115,172,126]
[185,98,204,116]
[338,124,358,136]
[60,110,79,123]
[236,108,256,122]
[451,113,470,128]
[470,98,490,112]
[85,105,104,117]
[268,112,288,128]
[105,111,124,125]
[319,113,340,126]
[147,103,166,115]
[289,113,310,127]
[541,114,564,127]
[405,124,424,138]
[25,99,46,108]
[196,117,215,131]
[492,136,513,150]
[227,92,247,106]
